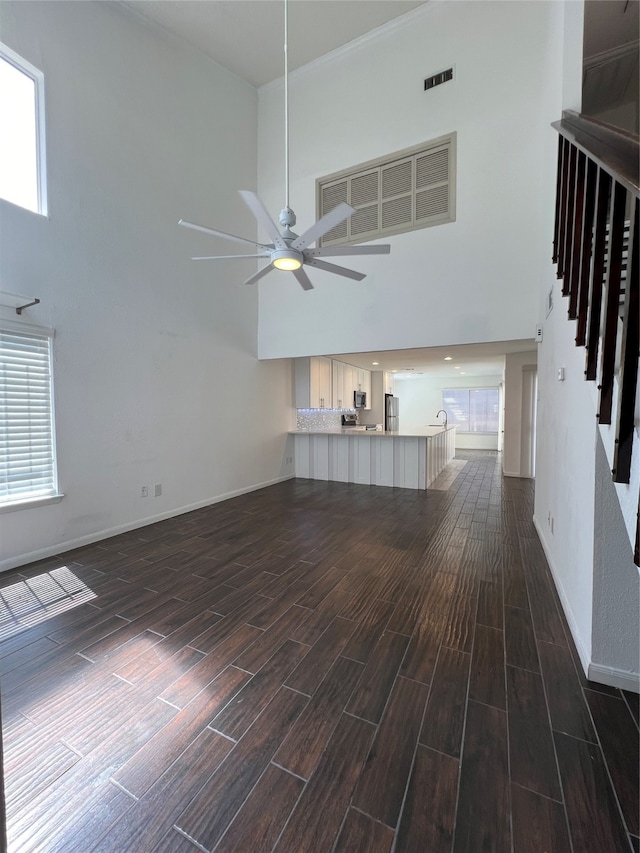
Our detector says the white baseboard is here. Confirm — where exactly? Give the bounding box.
[0,474,295,574]
[588,662,640,694]
[532,514,591,676]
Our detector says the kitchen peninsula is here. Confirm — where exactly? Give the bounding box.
[291,426,456,490]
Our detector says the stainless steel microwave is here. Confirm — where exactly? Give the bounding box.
[354,390,366,408]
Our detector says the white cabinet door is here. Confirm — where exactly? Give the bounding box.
[343,364,356,408]
[332,360,345,408]
[362,369,372,409]
[309,356,332,408]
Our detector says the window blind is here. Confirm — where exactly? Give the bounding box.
[0,327,57,504]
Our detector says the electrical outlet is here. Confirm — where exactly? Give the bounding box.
[141,485,148,498]
[154,483,162,497]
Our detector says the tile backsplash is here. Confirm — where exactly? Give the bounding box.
[296,409,357,430]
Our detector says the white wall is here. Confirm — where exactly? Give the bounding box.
[394,373,503,450]
[257,0,564,360]
[0,1,294,571]
[503,352,538,477]
[591,434,639,686]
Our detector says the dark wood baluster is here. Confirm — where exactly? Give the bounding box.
[598,180,627,425]
[585,170,612,381]
[575,159,598,344]
[568,152,587,318]
[560,144,577,286]
[553,137,565,264]
[612,197,638,484]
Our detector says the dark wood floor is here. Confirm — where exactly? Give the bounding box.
[1,451,638,852]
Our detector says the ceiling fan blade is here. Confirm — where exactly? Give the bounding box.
[179,219,270,250]
[191,253,271,260]
[292,267,314,291]
[305,258,366,281]
[239,191,287,250]
[305,244,391,258]
[243,264,274,286]
[291,202,355,251]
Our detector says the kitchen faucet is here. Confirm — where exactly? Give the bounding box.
[436,409,448,428]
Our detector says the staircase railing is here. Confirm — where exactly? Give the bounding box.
[551,111,639,565]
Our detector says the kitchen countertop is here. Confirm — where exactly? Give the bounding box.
[290,426,455,438]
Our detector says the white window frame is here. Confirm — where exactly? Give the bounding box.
[441,387,501,435]
[0,319,62,513]
[0,41,48,216]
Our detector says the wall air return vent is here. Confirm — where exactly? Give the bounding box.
[317,133,456,247]
[424,67,454,91]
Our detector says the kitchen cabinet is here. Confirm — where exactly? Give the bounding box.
[354,367,372,409]
[295,356,332,409]
[332,360,346,408]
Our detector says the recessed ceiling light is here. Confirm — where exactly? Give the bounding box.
[444,356,452,361]
[391,369,398,373]
[372,361,379,365]
[460,372,466,376]
[454,365,461,369]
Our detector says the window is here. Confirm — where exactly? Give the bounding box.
[442,388,500,433]
[0,324,59,509]
[0,43,46,214]
[316,134,456,246]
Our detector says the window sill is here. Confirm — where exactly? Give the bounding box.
[0,494,64,514]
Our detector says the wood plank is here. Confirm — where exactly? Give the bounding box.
[511,784,571,853]
[468,624,505,710]
[395,746,459,853]
[232,606,306,673]
[175,687,308,852]
[352,676,429,827]
[555,730,630,852]
[453,700,510,853]
[159,624,262,709]
[111,665,250,798]
[285,616,355,696]
[210,641,309,740]
[334,808,394,853]
[215,763,304,853]
[538,640,597,742]
[274,655,363,778]
[506,665,562,801]
[585,688,639,835]
[346,630,410,723]
[272,713,375,852]
[341,598,396,663]
[94,727,233,853]
[476,580,503,629]
[504,606,540,672]
[419,647,471,758]
[441,594,477,652]
[399,608,445,684]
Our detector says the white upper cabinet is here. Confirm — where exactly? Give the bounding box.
[295,356,333,408]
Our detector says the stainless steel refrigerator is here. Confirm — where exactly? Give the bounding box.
[385,394,399,431]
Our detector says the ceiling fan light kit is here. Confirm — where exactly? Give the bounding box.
[179,0,390,290]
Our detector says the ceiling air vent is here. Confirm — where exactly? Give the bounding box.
[317,133,456,246]
[424,67,453,91]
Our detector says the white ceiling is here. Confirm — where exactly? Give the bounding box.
[122,0,428,88]
[328,340,536,379]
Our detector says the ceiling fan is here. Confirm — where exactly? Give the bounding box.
[179,0,390,291]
